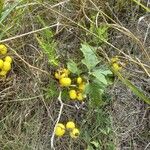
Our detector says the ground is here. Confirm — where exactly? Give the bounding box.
[0,0,150,150]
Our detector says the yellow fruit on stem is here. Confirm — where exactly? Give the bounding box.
[55,123,65,137]
[60,73,66,79]
[55,72,60,79]
[0,70,7,76]
[112,63,122,72]
[111,56,119,63]
[59,77,71,87]
[0,59,4,69]
[0,44,7,54]
[79,82,85,91]
[66,121,75,130]
[77,77,82,84]
[4,56,13,63]
[2,62,11,71]
[77,93,83,101]
[63,68,70,76]
[55,68,70,80]
[70,128,80,139]
[69,90,77,99]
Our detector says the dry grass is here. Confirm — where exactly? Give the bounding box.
[0,0,150,150]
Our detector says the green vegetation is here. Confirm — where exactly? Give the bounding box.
[0,0,149,150]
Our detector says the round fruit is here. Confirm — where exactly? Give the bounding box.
[55,72,60,79]
[2,62,11,71]
[55,123,65,137]
[66,121,75,130]
[111,56,119,63]
[112,63,122,72]
[60,73,66,79]
[0,59,4,69]
[79,82,85,91]
[4,56,13,63]
[69,90,77,100]
[59,77,71,87]
[0,44,7,54]
[77,93,83,101]
[77,77,82,84]
[70,128,80,139]
[0,70,7,76]
[63,69,70,76]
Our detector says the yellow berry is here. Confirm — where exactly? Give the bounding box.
[79,82,85,91]
[4,56,13,63]
[112,63,122,72]
[70,128,80,139]
[60,73,66,78]
[111,56,119,63]
[77,77,82,84]
[59,77,71,87]
[0,44,7,54]
[69,90,77,100]
[55,72,60,79]
[55,123,65,137]
[0,70,7,76]
[63,69,70,76]
[2,61,11,71]
[0,59,4,69]
[66,121,75,130]
[77,93,83,101]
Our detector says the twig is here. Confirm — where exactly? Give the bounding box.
[0,23,59,43]
[51,91,64,150]
[144,142,150,150]
[8,46,50,75]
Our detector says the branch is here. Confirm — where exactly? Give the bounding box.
[51,90,64,150]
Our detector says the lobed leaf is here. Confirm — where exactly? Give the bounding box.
[80,44,99,70]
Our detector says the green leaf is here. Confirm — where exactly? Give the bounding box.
[37,15,53,39]
[67,59,80,74]
[86,81,104,106]
[92,70,108,85]
[89,24,108,45]
[116,72,150,105]
[36,36,58,66]
[0,0,22,24]
[0,0,4,17]
[96,69,112,76]
[87,145,94,150]
[90,141,99,148]
[97,25,108,42]
[80,44,99,70]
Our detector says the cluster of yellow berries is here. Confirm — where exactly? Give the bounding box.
[111,56,122,72]
[55,68,86,101]
[55,121,80,139]
[0,44,13,76]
